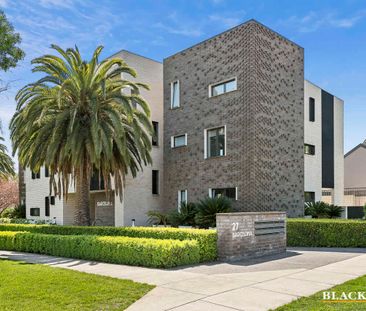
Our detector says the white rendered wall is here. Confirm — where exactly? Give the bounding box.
[304,81,322,202]
[333,96,344,205]
[24,167,64,224]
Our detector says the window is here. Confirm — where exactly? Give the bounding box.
[45,197,50,217]
[304,144,315,155]
[210,187,237,200]
[309,97,315,122]
[171,81,180,108]
[152,170,159,195]
[171,134,187,148]
[50,196,55,205]
[152,121,159,146]
[210,78,237,97]
[304,192,315,203]
[178,189,187,210]
[205,126,225,158]
[30,208,40,217]
[45,167,49,178]
[90,171,105,191]
[31,170,40,179]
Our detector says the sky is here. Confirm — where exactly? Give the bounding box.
[0,0,366,162]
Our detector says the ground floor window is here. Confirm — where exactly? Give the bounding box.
[210,187,237,200]
[30,208,40,217]
[304,191,315,203]
[152,170,159,195]
[178,189,187,210]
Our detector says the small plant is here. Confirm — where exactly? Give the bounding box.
[146,210,169,226]
[195,196,232,228]
[305,201,343,218]
[168,202,197,227]
[0,204,26,219]
[363,204,366,220]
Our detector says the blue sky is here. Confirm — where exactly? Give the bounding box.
[1,0,366,160]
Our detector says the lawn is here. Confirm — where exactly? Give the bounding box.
[275,274,366,310]
[0,259,154,311]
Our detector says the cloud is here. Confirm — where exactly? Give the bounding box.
[209,14,243,28]
[280,11,366,33]
[38,0,76,9]
[0,0,7,8]
[154,22,203,37]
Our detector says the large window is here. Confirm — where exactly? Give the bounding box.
[171,81,180,108]
[152,170,159,195]
[309,97,315,122]
[304,144,315,155]
[205,126,225,158]
[210,187,237,200]
[30,208,40,217]
[171,134,187,148]
[45,197,50,217]
[304,192,315,203]
[178,189,187,210]
[210,78,237,97]
[152,121,159,146]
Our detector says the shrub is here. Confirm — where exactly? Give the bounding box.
[304,201,343,218]
[146,211,169,226]
[287,219,366,247]
[0,231,200,268]
[168,202,197,227]
[195,196,232,228]
[0,204,26,219]
[0,224,217,261]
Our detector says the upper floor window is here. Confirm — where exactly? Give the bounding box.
[171,81,180,108]
[171,134,187,148]
[304,144,315,155]
[209,187,237,200]
[152,121,159,146]
[309,97,315,122]
[209,78,237,97]
[45,167,49,178]
[31,170,40,179]
[152,170,159,195]
[205,126,226,158]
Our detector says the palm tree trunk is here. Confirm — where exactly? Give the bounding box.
[74,164,90,226]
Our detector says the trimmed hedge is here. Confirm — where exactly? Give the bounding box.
[0,231,200,268]
[287,219,366,247]
[0,224,217,262]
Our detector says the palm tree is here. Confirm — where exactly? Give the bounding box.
[10,45,153,225]
[0,133,15,180]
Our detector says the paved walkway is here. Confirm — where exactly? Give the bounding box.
[1,248,366,310]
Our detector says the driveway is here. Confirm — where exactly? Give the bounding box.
[1,248,366,311]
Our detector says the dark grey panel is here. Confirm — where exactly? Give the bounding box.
[321,90,334,188]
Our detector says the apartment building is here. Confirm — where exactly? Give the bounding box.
[23,51,163,226]
[304,81,344,206]
[23,19,344,225]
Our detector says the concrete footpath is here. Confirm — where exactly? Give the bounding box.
[1,248,366,311]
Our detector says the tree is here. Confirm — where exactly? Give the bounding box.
[0,178,18,214]
[0,10,25,92]
[10,45,153,225]
[0,134,15,180]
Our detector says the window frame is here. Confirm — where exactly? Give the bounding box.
[209,77,237,97]
[177,189,187,211]
[30,207,40,217]
[152,170,159,195]
[309,97,315,122]
[204,125,226,159]
[152,121,159,146]
[170,80,180,109]
[304,143,315,155]
[171,133,187,148]
[209,187,238,200]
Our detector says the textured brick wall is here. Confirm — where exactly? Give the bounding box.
[163,20,304,216]
[217,212,286,261]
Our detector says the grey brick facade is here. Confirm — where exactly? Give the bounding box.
[163,20,304,217]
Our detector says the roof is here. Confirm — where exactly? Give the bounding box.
[305,79,344,102]
[345,140,366,158]
[164,19,303,61]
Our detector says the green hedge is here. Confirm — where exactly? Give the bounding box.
[287,219,366,247]
[0,231,200,268]
[0,224,217,262]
